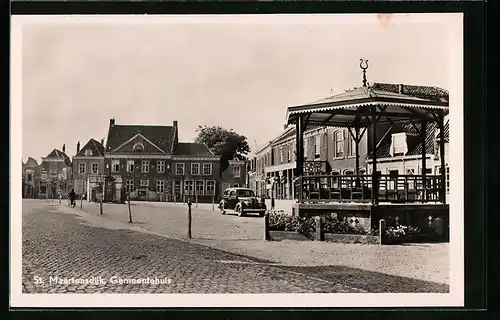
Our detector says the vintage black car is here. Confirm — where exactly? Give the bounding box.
[219,187,267,217]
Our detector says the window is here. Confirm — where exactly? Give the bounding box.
[344,169,354,175]
[391,133,407,156]
[315,135,321,159]
[84,149,93,156]
[203,163,212,175]
[133,143,144,152]
[141,160,149,173]
[79,163,86,174]
[184,180,194,195]
[140,180,149,187]
[156,180,165,193]
[127,160,134,172]
[287,146,291,162]
[191,163,200,175]
[406,168,415,175]
[195,180,204,195]
[280,147,284,163]
[126,179,134,192]
[173,180,182,198]
[233,166,241,178]
[157,160,165,173]
[423,168,432,174]
[175,163,185,175]
[233,183,239,187]
[334,130,344,158]
[27,173,32,182]
[90,163,98,174]
[206,180,215,196]
[112,160,120,172]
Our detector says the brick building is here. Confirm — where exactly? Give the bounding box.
[39,145,72,199]
[220,159,248,194]
[103,118,221,203]
[72,138,106,202]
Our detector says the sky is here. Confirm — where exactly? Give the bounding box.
[17,14,461,163]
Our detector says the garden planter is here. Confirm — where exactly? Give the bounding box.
[324,233,379,244]
[268,230,312,241]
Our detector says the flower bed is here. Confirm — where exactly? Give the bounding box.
[267,212,375,242]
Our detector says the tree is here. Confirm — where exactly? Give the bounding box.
[194,125,250,173]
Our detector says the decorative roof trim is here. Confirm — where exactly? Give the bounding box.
[111,132,165,153]
[105,154,172,159]
[172,156,220,161]
[72,156,105,160]
[287,101,449,119]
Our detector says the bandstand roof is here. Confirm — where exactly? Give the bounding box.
[285,83,449,127]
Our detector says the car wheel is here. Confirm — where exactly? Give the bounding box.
[259,211,265,217]
[220,201,226,215]
[236,204,244,217]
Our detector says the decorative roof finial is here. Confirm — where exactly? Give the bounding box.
[360,59,369,87]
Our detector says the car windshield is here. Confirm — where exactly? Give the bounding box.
[237,190,254,197]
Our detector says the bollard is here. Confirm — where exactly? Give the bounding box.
[100,199,103,215]
[379,219,387,245]
[315,216,324,241]
[264,212,270,241]
[80,194,83,210]
[128,195,133,223]
[187,198,192,239]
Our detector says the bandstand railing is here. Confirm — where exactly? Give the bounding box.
[296,174,444,204]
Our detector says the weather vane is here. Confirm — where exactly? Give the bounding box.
[359,59,369,87]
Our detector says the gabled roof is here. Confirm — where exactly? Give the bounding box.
[43,149,72,166]
[76,138,105,157]
[106,124,176,154]
[174,142,215,156]
[25,157,39,167]
[368,120,446,159]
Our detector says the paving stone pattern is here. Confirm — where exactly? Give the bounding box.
[22,201,363,294]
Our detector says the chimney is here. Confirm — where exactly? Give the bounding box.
[76,141,80,154]
[398,84,403,94]
[173,120,178,128]
[62,144,66,153]
[101,138,104,146]
[110,118,115,127]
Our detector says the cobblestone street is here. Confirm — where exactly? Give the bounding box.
[22,200,363,294]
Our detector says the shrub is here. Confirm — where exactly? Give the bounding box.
[267,213,316,239]
[323,215,366,235]
[385,225,422,238]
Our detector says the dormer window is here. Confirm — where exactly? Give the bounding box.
[390,133,408,157]
[84,149,93,156]
[133,143,145,152]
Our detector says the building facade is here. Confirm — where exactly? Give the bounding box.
[103,119,221,203]
[171,142,221,203]
[22,157,41,199]
[220,159,248,194]
[38,145,73,199]
[72,138,106,202]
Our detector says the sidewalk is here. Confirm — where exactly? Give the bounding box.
[55,201,449,285]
